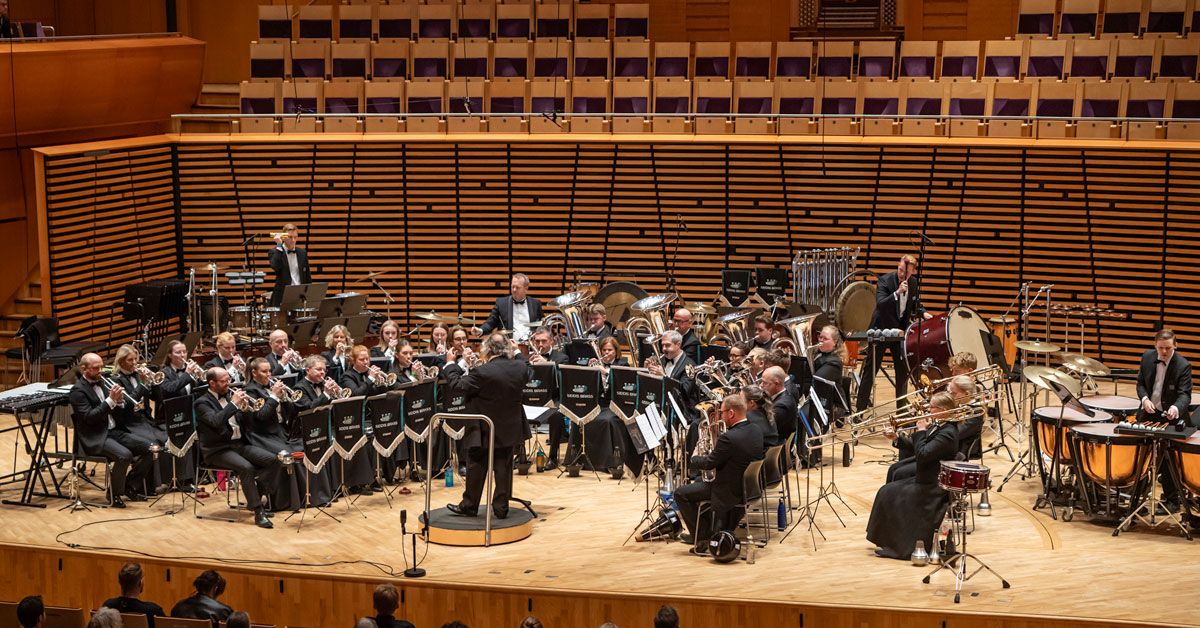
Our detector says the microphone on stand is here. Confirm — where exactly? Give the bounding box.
[911,230,936,245]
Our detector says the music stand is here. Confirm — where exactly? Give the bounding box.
[149,395,202,513]
[286,405,341,531]
[281,282,329,314]
[285,320,319,347]
[317,293,367,320]
[330,396,369,517]
[368,390,407,506]
[806,382,855,524]
[322,314,372,342]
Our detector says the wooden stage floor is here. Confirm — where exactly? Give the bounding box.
[0,380,1195,627]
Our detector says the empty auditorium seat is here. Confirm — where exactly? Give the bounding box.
[417,3,454,40]
[459,2,494,41]
[530,78,568,132]
[652,78,691,133]
[407,80,446,132]
[250,42,289,81]
[818,79,858,134]
[332,43,369,81]
[816,41,854,79]
[1112,38,1158,81]
[983,39,1025,80]
[1126,81,1169,138]
[570,78,610,132]
[940,40,981,81]
[291,42,329,81]
[297,4,333,41]
[775,41,814,81]
[860,80,902,135]
[901,80,947,136]
[445,78,484,132]
[281,81,323,132]
[534,39,570,77]
[1034,81,1079,137]
[239,80,279,133]
[493,41,531,79]
[654,42,690,79]
[1158,38,1199,80]
[488,79,527,132]
[613,79,650,132]
[694,80,733,133]
[948,81,989,136]
[776,80,817,134]
[257,5,292,42]
[733,42,771,80]
[496,3,533,41]
[337,3,374,42]
[614,40,651,79]
[412,41,451,80]
[378,3,414,41]
[1100,0,1146,37]
[897,40,937,79]
[1068,39,1113,80]
[364,81,405,132]
[372,41,411,81]
[694,42,732,81]
[1167,81,1200,138]
[452,41,489,79]
[734,80,774,133]
[1025,39,1067,80]
[614,3,649,40]
[1077,80,1126,138]
[1016,0,1057,38]
[989,82,1034,137]
[324,81,364,133]
[1059,0,1100,37]
[1145,0,1188,37]
[574,3,611,41]
[858,40,897,80]
[574,40,611,80]
[536,3,572,39]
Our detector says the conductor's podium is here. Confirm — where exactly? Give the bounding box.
[421,506,535,546]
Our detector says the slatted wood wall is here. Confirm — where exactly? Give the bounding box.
[39,137,1200,368]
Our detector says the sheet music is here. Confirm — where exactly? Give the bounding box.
[646,403,668,441]
[667,391,688,429]
[634,412,663,450]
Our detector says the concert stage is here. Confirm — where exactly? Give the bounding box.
[0,380,1194,628]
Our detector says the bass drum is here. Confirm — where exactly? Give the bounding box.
[594,281,650,327]
[904,306,990,387]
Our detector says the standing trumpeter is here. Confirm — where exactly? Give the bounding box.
[856,254,932,412]
[478,273,543,343]
[268,223,312,307]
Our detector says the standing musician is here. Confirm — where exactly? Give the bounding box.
[856,254,932,413]
[527,327,569,469]
[581,304,615,340]
[193,367,281,528]
[111,345,196,495]
[867,391,959,560]
[673,392,764,555]
[751,316,774,351]
[69,353,155,508]
[671,308,703,364]
[267,223,312,307]
[321,325,353,384]
[443,333,534,519]
[243,357,332,511]
[1136,329,1194,511]
[371,320,404,372]
[265,329,303,377]
[204,333,246,386]
[339,345,389,494]
[478,273,543,343]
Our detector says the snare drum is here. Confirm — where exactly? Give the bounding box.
[1032,406,1112,463]
[256,307,283,334]
[229,306,254,334]
[289,307,318,323]
[988,315,1017,367]
[1078,395,1140,421]
[938,460,991,493]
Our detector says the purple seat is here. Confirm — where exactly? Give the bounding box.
[1101,12,1140,35]
[292,58,326,79]
[1159,55,1197,79]
[905,98,941,116]
[1027,56,1064,78]
[1070,56,1107,78]
[490,97,524,114]
[407,97,442,114]
[735,57,770,78]
[1017,13,1053,36]
[379,19,412,40]
[494,57,527,78]
[1080,99,1118,117]
[737,97,772,115]
[992,98,1029,117]
[654,97,689,114]
[984,56,1019,78]
[615,57,649,78]
[1147,11,1185,35]
[615,17,648,38]
[775,56,811,78]
[863,98,898,115]
[614,97,648,114]
[695,57,729,78]
[259,19,290,40]
[859,57,894,78]
[455,58,488,78]
[655,57,688,78]
[458,19,490,39]
[418,19,451,39]
[413,58,447,78]
[1194,11,1200,33]
[817,57,852,78]
[1172,99,1200,119]
[536,19,570,38]
[333,58,366,79]
[299,19,332,39]
[899,56,934,78]
[821,97,854,115]
[250,59,286,80]
[448,97,471,114]
[373,58,407,79]
[282,97,317,115]
[575,57,608,78]
[779,97,814,115]
[340,19,371,40]
[240,98,275,115]
[1113,55,1152,79]
[366,97,401,114]
[1060,13,1096,35]
[1036,99,1072,117]
[576,18,609,38]
[325,98,359,114]
[532,97,565,113]
[941,56,978,79]
[949,98,985,116]
[497,19,530,39]
[534,58,568,77]
[695,97,730,114]
[1126,99,1164,118]
[573,97,607,113]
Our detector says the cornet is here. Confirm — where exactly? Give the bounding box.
[270,377,304,402]
[323,377,353,399]
[283,349,304,370]
[100,375,146,411]
[369,368,398,387]
[184,359,205,380]
[230,354,247,378]
[232,394,266,412]
[134,364,165,386]
[411,361,439,382]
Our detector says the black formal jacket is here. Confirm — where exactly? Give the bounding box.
[265,351,294,377]
[582,322,615,340]
[910,422,959,485]
[102,596,165,622]
[771,388,800,444]
[747,408,779,449]
[109,370,158,431]
[662,352,699,420]
[869,271,927,331]
[268,245,312,290]
[69,378,117,454]
[243,380,290,445]
[809,349,848,416]
[156,364,199,422]
[203,355,243,386]
[680,329,703,364]
[194,391,246,458]
[341,367,388,398]
[170,594,232,625]
[442,356,534,450]
[293,377,330,413]
[321,350,349,383]
[1135,349,1193,419]
[480,295,543,334]
[690,419,765,512]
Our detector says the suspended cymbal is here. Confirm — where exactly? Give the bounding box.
[415,311,453,322]
[1015,340,1061,354]
[1059,353,1111,377]
[363,270,389,280]
[1022,365,1057,389]
[1023,365,1081,396]
[685,302,717,316]
[196,263,226,272]
[454,315,478,326]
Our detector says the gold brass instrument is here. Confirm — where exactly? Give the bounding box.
[412,361,439,382]
[323,377,353,399]
[270,231,291,240]
[269,377,304,402]
[369,368,399,387]
[695,360,734,390]
[777,312,830,356]
[711,309,755,346]
[100,375,147,411]
[231,392,266,412]
[691,401,727,482]
[625,293,676,360]
[461,347,480,368]
[183,359,206,380]
[134,363,165,386]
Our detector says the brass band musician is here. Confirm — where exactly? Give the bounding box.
[856,254,932,412]
[320,325,353,383]
[266,330,302,377]
[204,332,246,386]
[268,223,311,307]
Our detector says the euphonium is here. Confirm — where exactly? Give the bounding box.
[691,403,727,482]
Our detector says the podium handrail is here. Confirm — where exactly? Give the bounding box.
[424,412,495,546]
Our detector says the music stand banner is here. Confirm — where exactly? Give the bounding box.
[636,372,663,415]
[163,395,196,457]
[609,365,640,421]
[331,396,367,459]
[756,267,789,304]
[368,391,405,457]
[401,380,437,442]
[523,362,558,407]
[721,269,752,306]
[299,406,335,473]
[559,364,602,424]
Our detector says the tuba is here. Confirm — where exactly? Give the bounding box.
[711,309,755,346]
[542,290,593,341]
[777,312,830,357]
[625,293,677,360]
[691,402,727,482]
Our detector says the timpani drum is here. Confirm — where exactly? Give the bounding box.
[229,306,254,335]
[1033,406,1112,464]
[904,306,990,387]
[1166,432,1200,498]
[989,315,1017,367]
[1069,423,1153,518]
[938,461,991,493]
[1078,395,1141,421]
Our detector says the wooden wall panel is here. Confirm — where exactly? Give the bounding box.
[36,137,1198,369]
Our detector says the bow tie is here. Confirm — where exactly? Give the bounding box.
[513,299,526,306]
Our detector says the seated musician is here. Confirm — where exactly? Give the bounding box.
[800,325,850,464]
[371,320,403,372]
[448,326,478,373]
[320,325,353,384]
[764,350,796,399]
[674,392,764,555]
[581,303,615,340]
[671,308,703,364]
[429,322,450,354]
[159,340,203,401]
[724,342,753,385]
[265,329,302,377]
[647,330,700,431]
[293,354,337,412]
[760,366,798,452]
[204,332,246,386]
[949,351,985,459]
[111,344,196,495]
[1136,329,1194,511]
[751,316,774,350]
[741,385,779,450]
[193,367,281,528]
[243,357,331,511]
[68,353,155,508]
[867,391,959,560]
[575,335,629,472]
[340,345,389,494]
[390,339,424,384]
[527,327,569,469]
[479,272,543,343]
[746,347,768,382]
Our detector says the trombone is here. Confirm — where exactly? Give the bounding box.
[809,384,1004,449]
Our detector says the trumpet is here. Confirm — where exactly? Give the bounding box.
[134,363,165,386]
[232,393,266,412]
[323,377,353,399]
[100,375,146,411]
[230,354,247,378]
[270,377,304,402]
[184,359,205,380]
[369,368,398,387]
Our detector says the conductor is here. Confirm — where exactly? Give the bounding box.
[442,333,534,519]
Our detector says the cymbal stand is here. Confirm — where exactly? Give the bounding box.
[1114,442,1191,539]
[922,489,1011,603]
[58,454,103,513]
[285,461,341,533]
[209,263,220,348]
[779,432,825,547]
[370,276,395,320]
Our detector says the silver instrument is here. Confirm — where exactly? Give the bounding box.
[183,359,206,380]
[369,368,398,387]
[100,375,146,411]
[791,246,859,314]
[283,350,304,370]
[134,363,165,386]
[625,293,676,360]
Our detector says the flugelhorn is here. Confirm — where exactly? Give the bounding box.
[283,349,304,370]
[411,361,439,382]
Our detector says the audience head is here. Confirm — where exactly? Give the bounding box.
[118,562,144,596]
[355,619,379,628]
[17,595,44,628]
[519,616,543,628]
[599,623,619,628]
[654,605,680,628]
[226,611,250,628]
[193,570,224,597]
[86,608,121,628]
[373,583,400,615]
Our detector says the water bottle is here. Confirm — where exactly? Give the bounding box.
[776,498,787,530]
[444,467,454,488]
[535,444,547,473]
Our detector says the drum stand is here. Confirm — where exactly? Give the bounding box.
[1031,405,1072,520]
[923,490,1011,603]
[285,464,341,533]
[1114,442,1191,540]
[148,454,202,514]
